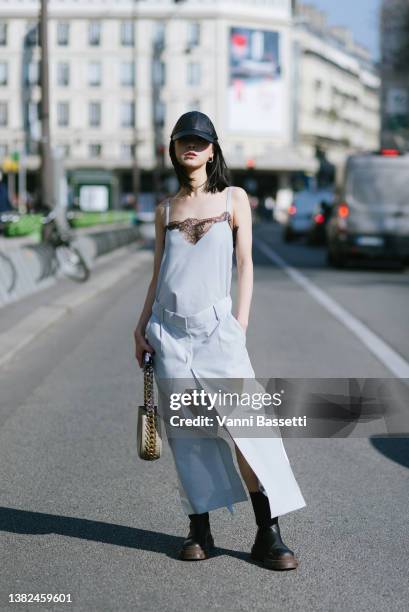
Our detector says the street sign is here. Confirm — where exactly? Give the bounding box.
[2,157,19,173]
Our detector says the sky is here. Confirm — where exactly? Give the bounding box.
[307,0,382,59]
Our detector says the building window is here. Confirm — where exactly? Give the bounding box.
[153,22,166,46]
[120,143,136,159]
[89,143,102,158]
[120,61,135,87]
[25,21,39,46]
[57,62,70,86]
[28,141,39,155]
[57,101,69,127]
[89,101,101,127]
[153,61,165,86]
[0,22,7,46]
[0,62,8,86]
[154,99,165,126]
[187,22,200,47]
[57,22,69,46]
[121,101,135,127]
[121,21,134,46]
[187,61,201,86]
[25,61,39,86]
[88,61,102,86]
[0,102,9,127]
[0,101,8,126]
[28,101,39,125]
[188,99,201,111]
[88,21,101,46]
[56,143,70,157]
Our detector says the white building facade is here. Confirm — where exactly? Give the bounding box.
[294,3,380,180]
[0,0,380,205]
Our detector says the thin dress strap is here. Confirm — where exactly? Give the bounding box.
[226,186,232,214]
[165,199,170,225]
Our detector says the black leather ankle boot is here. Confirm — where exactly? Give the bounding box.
[249,491,298,570]
[251,521,299,570]
[179,512,214,561]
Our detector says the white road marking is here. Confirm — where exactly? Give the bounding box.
[255,238,409,378]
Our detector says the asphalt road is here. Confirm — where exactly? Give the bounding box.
[0,221,408,611]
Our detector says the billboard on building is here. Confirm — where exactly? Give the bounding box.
[227,27,284,134]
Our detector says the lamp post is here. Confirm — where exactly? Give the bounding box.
[39,0,55,210]
[131,0,141,205]
[151,0,187,204]
[152,28,165,205]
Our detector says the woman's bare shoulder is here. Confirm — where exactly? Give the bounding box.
[155,198,171,221]
[229,187,251,229]
[230,186,250,210]
[157,197,171,209]
[230,186,249,200]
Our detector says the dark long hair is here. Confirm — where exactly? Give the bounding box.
[169,139,231,194]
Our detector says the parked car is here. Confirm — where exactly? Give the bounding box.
[307,197,334,245]
[326,150,409,268]
[283,189,334,242]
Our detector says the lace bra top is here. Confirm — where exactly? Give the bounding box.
[164,202,238,248]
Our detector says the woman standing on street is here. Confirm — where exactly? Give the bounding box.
[133,111,306,570]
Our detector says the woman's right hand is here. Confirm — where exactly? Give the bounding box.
[134,326,155,368]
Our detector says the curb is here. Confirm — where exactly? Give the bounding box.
[0,249,152,369]
[0,225,141,308]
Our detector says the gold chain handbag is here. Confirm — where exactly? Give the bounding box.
[137,351,162,460]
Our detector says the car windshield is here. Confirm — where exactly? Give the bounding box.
[349,166,409,207]
[294,191,333,211]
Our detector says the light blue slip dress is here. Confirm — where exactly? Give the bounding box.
[145,186,306,517]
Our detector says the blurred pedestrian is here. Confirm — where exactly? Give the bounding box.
[0,171,12,213]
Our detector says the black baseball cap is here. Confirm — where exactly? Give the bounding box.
[170,111,218,143]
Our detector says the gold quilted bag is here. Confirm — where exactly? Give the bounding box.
[137,352,162,460]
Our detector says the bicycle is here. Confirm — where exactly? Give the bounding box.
[40,209,90,282]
